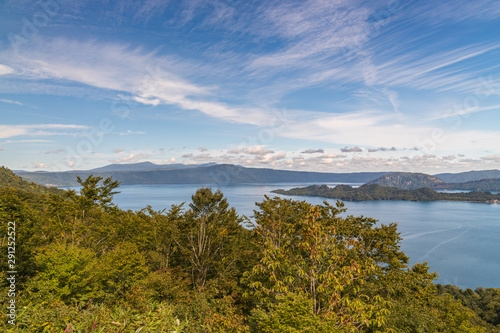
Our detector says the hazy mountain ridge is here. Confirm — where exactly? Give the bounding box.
[435,170,500,183]
[367,171,500,191]
[16,163,389,187]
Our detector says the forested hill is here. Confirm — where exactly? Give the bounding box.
[366,172,446,189]
[16,164,388,186]
[272,184,500,203]
[0,166,63,195]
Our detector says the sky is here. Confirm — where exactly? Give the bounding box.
[1,0,500,173]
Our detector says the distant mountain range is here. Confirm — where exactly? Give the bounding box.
[435,169,500,183]
[13,162,500,191]
[15,163,388,187]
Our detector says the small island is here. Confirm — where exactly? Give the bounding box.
[272,184,500,203]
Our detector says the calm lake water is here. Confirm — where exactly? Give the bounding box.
[101,183,500,290]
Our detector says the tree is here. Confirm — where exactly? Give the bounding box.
[246,196,392,331]
[25,243,98,304]
[138,204,184,271]
[74,175,120,210]
[174,187,244,288]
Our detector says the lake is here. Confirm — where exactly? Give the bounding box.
[105,183,500,290]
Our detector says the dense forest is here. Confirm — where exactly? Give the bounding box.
[1,167,499,332]
[366,172,446,190]
[0,167,63,195]
[272,184,500,203]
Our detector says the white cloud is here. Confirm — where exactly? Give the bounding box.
[442,155,456,160]
[2,139,54,144]
[277,109,500,152]
[44,148,64,154]
[0,124,88,139]
[409,0,500,23]
[0,98,23,105]
[113,148,125,153]
[118,130,146,136]
[110,153,152,163]
[370,43,500,91]
[433,104,500,120]
[31,162,48,168]
[368,147,397,153]
[132,95,162,106]
[228,145,275,156]
[247,0,371,73]
[0,64,14,75]
[341,146,363,153]
[301,149,324,154]
[1,38,271,127]
[481,154,500,161]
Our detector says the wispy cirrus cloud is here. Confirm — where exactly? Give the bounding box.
[0,124,89,139]
[0,98,23,105]
[237,0,500,100]
[244,0,373,83]
[1,139,54,144]
[44,148,64,154]
[367,43,500,92]
[408,0,500,23]
[118,130,146,136]
[0,38,272,126]
[432,104,500,120]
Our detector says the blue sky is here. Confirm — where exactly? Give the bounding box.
[1,0,500,173]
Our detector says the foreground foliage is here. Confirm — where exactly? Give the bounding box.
[0,168,498,332]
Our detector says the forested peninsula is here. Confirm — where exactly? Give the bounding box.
[272,184,500,203]
[1,166,499,332]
